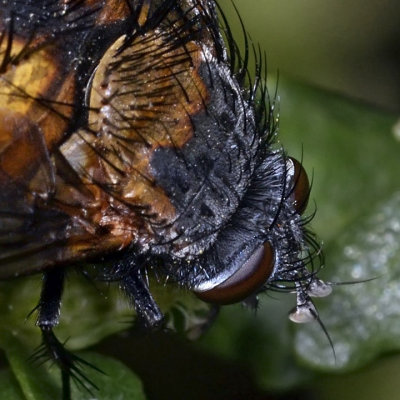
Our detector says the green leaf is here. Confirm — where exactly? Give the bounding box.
[2,333,146,400]
[69,352,147,400]
[4,333,61,400]
[0,369,25,400]
[295,193,400,371]
[279,79,399,240]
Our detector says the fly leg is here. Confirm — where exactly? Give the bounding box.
[34,268,97,400]
[120,267,164,329]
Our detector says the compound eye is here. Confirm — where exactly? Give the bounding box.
[195,242,274,305]
[288,157,310,214]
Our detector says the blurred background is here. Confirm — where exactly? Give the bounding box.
[227,0,400,112]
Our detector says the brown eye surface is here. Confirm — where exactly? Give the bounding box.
[195,242,274,305]
[288,157,310,214]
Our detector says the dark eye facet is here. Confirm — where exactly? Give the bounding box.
[288,157,310,214]
[195,242,274,305]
